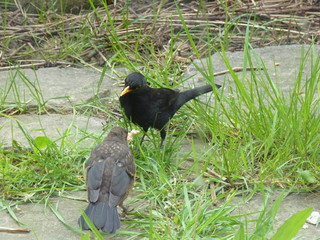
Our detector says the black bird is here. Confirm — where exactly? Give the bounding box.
[119,72,221,146]
[78,127,135,233]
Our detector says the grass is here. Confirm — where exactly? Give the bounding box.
[0,0,319,239]
[190,44,320,189]
[0,114,92,202]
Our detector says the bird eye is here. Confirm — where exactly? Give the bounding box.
[132,85,141,90]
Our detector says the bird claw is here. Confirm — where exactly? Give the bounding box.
[120,204,134,217]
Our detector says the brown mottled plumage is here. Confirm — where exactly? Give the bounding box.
[78,127,135,233]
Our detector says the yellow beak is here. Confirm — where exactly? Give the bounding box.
[120,86,132,96]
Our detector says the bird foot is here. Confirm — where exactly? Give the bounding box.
[120,204,134,217]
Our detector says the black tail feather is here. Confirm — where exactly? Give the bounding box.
[175,84,220,111]
[78,202,120,233]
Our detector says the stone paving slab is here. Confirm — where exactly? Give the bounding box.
[1,190,319,240]
[0,191,136,240]
[0,114,105,149]
[184,44,320,96]
[0,67,126,110]
[232,191,320,240]
[0,191,85,240]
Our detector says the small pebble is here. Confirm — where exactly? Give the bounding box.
[306,211,320,225]
[303,223,309,229]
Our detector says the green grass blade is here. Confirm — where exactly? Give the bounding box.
[3,201,26,226]
[48,203,82,234]
[79,209,104,239]
[174,1,200,58]
[270,207,313,240]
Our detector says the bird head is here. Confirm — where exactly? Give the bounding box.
[120,72,147,96]
[106,127,128,143]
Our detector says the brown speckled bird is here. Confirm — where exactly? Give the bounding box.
[78,127,135,233]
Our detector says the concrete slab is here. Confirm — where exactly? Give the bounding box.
[0,114,105,149]
[1,190,319,239]
[0,191,139,240]
[0,191,85,240]
[0,67,127,110]
[232,191,320,239]
[184,44,320,96]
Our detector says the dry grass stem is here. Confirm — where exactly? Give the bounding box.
[0,0,319,68]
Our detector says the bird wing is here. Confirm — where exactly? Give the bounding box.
[109,149,135,207]
[86,158,106,203]
[152,88,179,109]
[145,88,180,129]
[119,95,132,117]
[86,142,135,206]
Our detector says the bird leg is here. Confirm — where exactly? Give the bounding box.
[140,133,146,145]
[160,129,166,147]
[139,128,149,145]
[119,202,134,216]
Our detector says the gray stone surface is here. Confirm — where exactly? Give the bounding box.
[0,67,125,110]
[232,191,320,239]
[0,190,318,239]
[0,192,85,240]
[0,114,105,149]
[184,44,320,97]
[0,191,137,240]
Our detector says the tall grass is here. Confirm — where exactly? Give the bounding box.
[190,43,320,189]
